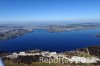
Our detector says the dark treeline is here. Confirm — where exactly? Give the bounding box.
[88,46,100,58]
[0,51,8,57]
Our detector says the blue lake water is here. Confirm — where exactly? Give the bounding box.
[0,28,100,52]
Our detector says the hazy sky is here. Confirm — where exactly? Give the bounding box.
[0,0,100,23]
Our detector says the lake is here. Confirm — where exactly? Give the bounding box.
[0,28,100,52]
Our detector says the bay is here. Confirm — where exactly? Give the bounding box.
[0,28,100,52]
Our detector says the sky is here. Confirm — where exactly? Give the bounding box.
[0,0,100,23]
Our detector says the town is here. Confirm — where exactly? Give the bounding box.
[3,46,100,65]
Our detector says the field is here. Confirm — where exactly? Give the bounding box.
[4,60,66,66]
[4,60,98,66]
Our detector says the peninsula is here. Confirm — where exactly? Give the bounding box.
[0,23,100,40]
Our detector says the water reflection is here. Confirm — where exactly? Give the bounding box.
[0,58,4,66]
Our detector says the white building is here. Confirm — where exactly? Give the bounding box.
[5,51,100,64]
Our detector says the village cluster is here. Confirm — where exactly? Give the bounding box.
[6,50,100,64]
